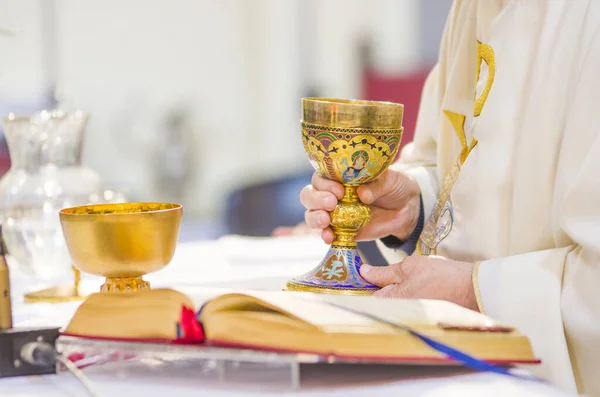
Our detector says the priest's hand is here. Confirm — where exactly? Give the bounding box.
[359,256,479,312]
[300,170,421,244]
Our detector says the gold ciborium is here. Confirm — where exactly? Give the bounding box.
[59,202,182,292]
[285,98,403,295]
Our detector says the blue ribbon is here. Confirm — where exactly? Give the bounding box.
[322,301,546,383]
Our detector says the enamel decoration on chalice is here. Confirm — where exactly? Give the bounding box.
[285,98,404,295]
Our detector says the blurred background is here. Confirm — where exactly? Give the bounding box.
[0,0,451,242]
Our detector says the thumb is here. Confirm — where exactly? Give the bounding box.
[360,263,401,287]
[357,169,417,210]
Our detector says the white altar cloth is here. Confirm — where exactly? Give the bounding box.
[0,236,583,397]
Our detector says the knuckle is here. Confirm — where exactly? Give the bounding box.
[304,210,316,227]
[320,211,331,227]
[313,192,332,211]
[404,203,420,231]
[377,169,395,190]
[322,192,338,211]
[390,208,406,225]
[398,284,413,298]
[402,256,417,266]
[387,170,418,203]
[311,172,327,189]
[322,228,334,241]
[374,286,392,298]
[311,172,320,186]
[377,264,400,285]
[376,285,403,298]
[299,185,313,206]
[391,262,405,279]
[387,181,409,204]
[368,170,409,206]
[305,210,328,229]
[362,175,383,198]
[401,257,420,274]
[301,186,333,211]
[312,172,343,198]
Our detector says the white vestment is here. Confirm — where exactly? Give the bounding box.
[377,1,600,395]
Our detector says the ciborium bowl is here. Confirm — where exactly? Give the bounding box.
[59,202,182,292]
[285,98,403,295]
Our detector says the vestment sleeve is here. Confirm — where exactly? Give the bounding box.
[475,29,600,393]
[376,0,463,262]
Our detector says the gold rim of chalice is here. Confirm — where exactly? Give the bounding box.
[302,98,404,129]
[59,202,182,217]
[59,202,183,293]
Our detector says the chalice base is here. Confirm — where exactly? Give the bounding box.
[285,245,378,295]
[24,280,99,304]
[101,276,150,293]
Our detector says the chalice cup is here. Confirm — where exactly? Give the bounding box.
[59,203,182,292]
[285,98,403,295]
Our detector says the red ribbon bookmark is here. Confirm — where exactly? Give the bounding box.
[178,306,205,342]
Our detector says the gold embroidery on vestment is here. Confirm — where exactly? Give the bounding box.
[474,41,496,117]
[417,112,478,256]
[416,41,495,256]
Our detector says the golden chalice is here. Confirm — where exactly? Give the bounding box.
[285,98,403,295]
[59,202,182,292]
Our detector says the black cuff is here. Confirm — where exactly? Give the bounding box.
[379,195,425,255]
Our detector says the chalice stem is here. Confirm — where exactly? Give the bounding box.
[285,183,376,294]
[331,185,371,248]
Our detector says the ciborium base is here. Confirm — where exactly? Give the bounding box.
[284,245,378,295]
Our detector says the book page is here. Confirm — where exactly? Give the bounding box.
[175,286,239,309]
[310,294,502,328]
[175,287,505,330]
[209,290,379,327]
[223,291,504,329]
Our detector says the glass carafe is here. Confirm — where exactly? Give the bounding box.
[0,110,104,299]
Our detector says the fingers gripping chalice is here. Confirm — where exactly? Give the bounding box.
[285,98,403,295]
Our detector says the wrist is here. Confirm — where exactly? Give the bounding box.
[471,262,485,313]
[456,262,481,312]
[379,194,424,254]
[393,193,422,241]
[394,171,422,240]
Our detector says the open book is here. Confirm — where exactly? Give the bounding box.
[63,288,538,365]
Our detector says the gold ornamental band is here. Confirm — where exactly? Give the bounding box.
[302,98,404,130]
[301,122,403,136]
[59,202,182,217]
[284,280,376,295]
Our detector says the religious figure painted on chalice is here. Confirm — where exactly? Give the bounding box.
[342,150,371,183]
